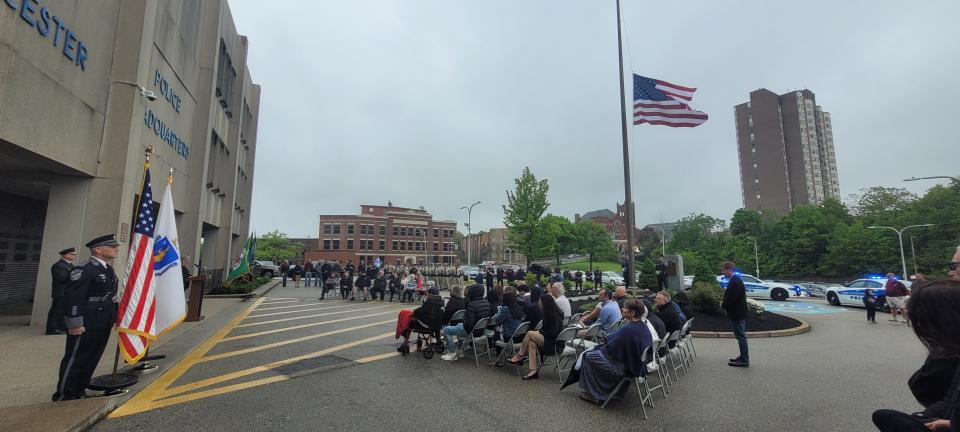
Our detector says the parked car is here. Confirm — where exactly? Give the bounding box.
[459,265,480,280]
[797,282,828,298]
[601,271,625,285]
[253,260,280,278]
[825,277,912,312]
[717,273,802,301]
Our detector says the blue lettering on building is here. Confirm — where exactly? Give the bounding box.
[153,70,182,113]
[144,109,190,160]
[4,0,88,71]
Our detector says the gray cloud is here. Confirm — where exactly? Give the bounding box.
[231,0,960,237]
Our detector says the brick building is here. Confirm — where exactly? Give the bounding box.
[575,203,639,253]
[306,205,458,266]
[460,228,525,265]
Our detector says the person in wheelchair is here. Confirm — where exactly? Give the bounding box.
[401,287,445,353]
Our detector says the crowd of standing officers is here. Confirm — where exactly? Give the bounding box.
[278,259,467,303]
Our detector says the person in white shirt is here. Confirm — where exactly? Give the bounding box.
[549,282,572,319]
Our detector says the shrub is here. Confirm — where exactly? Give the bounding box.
[688,282,724,314]
[213,275,271,295]
[584,280,595,290]
[746,298,765,320]
[562,280,573,290]
[579,302,598,312]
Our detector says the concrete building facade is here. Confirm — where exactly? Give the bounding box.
[460,228,525,266]
[734,89,840,212]
[0,0,260,326]
[307,205,459,267]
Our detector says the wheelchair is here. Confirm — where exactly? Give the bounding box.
[400,318,445,359]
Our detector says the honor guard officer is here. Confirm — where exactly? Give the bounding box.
[53,234,121,401]
[46,247,77,335]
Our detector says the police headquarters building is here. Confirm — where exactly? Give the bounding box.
[0,1,260,326]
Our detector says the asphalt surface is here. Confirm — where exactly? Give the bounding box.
[91,287,927,432]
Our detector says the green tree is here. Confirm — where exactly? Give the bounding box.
[257,230,304,263]
[637,258,658,290]
[849,186,917,224]
[573,220,617,268]
[729,208,762,237]
[536,214,576,265]
[820,221,898,277]
[502,167,550,266]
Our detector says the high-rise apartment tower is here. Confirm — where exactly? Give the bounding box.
[734,89,840,212]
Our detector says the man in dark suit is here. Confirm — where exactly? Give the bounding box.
[720,261,749,368]
[46,247,77,335]
[53,234,121,401]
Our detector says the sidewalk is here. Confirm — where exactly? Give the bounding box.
[0,279,279,431]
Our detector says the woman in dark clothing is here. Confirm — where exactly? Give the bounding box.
[577,299,653,404]
[872,279,960,432]
[493,293,525,342]
[441,285,466,326]
[508,294,564,380]
[388,272,403,302]
[402,288,445,351]
[523,287,543,330]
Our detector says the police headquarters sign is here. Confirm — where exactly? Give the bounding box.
[144,69,190,160]
[3,0,89,71]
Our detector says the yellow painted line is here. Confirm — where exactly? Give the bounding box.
[136,349,399,412]
[159,332,395,399]
[235,304,397,327]
[355,352,400,363]
[221,310,402,341]
[247,304,355,316]
[198,319,396,363]
[109,297,266,418]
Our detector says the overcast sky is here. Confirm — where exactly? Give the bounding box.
[231,0,960,238]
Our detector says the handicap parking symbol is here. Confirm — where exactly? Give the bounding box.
[760,301,847,314]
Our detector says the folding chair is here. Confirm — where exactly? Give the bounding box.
[566,312,583,327]
[601,346,656,419]
[652,337,674,393]
[533,320,543,331]
[448,309,465,326]
[645,338,670,400]
[492,321,531,375]
[666,331,687,379]
[570,323,601,354]
[677,318,697,360]
[538,327,578,384]
[462,317,492,367]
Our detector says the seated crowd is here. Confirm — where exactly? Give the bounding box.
[395,280,695,407]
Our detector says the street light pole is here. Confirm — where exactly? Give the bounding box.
[460,201,481,266]
[747,236,759,278]
[867,224,935,279]
[910,236,918,275]
[903,175,960,184]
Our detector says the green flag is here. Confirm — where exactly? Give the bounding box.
[226,236,253,283]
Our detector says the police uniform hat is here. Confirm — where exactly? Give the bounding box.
[58,247,77,255]
[85,234,120,248]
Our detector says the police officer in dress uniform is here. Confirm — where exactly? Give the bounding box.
[46,247,77,335]
[52,234,120,401]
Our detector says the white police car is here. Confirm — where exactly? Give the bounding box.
[717,273,802,301]
[825,276,911,311]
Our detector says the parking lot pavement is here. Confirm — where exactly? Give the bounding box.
[760,298,849,314]
[93,288,929,431]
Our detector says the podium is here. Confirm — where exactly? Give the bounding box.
[186,275,207,322]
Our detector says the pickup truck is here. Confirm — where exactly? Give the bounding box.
[253,260,280,278]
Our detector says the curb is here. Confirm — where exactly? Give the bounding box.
[690,319,810,338]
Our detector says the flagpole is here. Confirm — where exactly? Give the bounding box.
[616,0,636,289]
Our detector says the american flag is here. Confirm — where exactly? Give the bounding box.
[117,164,158,364]
[633,74,708,127]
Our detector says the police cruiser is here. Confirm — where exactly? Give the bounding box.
[717,273,802,301]
[825,275,911,311]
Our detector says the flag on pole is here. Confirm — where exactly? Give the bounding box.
[152,174,186,336]
[117,163,157,364]
[226,236,254,283]
[633,74,708,127]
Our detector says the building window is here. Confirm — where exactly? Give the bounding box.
[400,227,407,237]
[332,240,340,250]
[379,225,386,236]
[433,243,438,252]
[323,240,331,250]
[392,226,398,236]
[323,224,332,235]
[415,242,421,251]
[392,240,398,250]
[348,224,355,235]
[407,241,413,250]
[379,240,385,251]
[400,242,406,251]
[333,224,341,235]
[347,239,354,249]
[433,228,439,238]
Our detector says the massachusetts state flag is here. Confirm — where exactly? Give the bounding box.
[117,163,158,364]
[633,74,708,128]
[152,176,186,336]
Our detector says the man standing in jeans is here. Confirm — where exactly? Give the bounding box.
[720,261,749,368]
